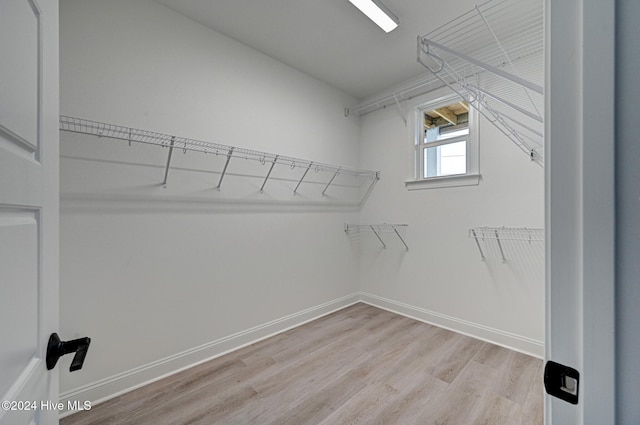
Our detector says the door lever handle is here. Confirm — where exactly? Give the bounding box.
[46,333,91,372]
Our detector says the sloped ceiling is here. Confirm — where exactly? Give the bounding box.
[155,0,477,100]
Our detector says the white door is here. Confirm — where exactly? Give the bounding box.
[545,0,615,423]
[0,0,60,424]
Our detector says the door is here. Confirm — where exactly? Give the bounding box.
[545,0,615,423]
[0,0,60,424]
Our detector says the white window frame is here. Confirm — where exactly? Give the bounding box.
[405,94,480,190]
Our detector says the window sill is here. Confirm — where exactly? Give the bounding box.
[405,173,480,190]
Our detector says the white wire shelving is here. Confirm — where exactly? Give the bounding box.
[349,72,445,118]
[417,0,544,165]
[59,116,380,202]
[469,226,543,262]
[345,223,409,251]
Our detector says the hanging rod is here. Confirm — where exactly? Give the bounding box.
[345,223,409,251]
[417,0,544,166]
[469,226,543,262]
[59,116,379,192]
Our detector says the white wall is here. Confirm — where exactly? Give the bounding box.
[357,89,545,355]
[59,0,362,404]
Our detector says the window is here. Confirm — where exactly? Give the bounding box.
[406,96,479,190]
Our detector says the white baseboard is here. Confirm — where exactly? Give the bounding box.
[359,292,544,359]
[60,293,360,417]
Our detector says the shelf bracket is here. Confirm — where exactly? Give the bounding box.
[392,94,407,126]
[494,229,507,263]
[294,162,312,194]
[370,225,386,249]
[471,229,486,261]
[360,171,380,205]
[392,226,409,251]
[322,167,341,196]
[217,147,234,189]
[162,136,176,188]
[260,155,278,192]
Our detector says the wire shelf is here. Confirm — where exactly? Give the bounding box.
[350,72,445,116]
[345,223,409,251]
[469,226,543,262]
[469,226,543,241]
[418,0,544,165]
[60,115,380,200]
[60,116,378,179]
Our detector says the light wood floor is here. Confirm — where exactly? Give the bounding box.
[62,303,543,425]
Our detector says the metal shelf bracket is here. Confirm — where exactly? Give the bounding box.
[162,136,176,188]
[260,155,279,192]
[322,167,341,196]
[470,229,486,261]
[370,225,387,249]
[217,147,234,189]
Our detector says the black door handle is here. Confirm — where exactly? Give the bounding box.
[46,333,91,372]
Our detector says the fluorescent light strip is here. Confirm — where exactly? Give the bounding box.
[348,0,399,33]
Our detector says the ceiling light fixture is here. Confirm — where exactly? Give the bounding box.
[348,0,399,33]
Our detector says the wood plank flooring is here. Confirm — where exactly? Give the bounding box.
[61,303,543,425]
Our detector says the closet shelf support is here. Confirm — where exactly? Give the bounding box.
[369,225,386,249]
[393,226,409,251]
[162,136,176,188]
[322,167,341,196]
[392,94,407,125]
[260,155,278,192]
[471,229,486,261]
[217,147,234,189]
[494,229,507,263]
[294,162,312,194]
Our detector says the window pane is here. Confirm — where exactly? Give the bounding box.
[425,127,440,143]
[440,140,466,156]
[424,141,467,177]
[424,147,436,177]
